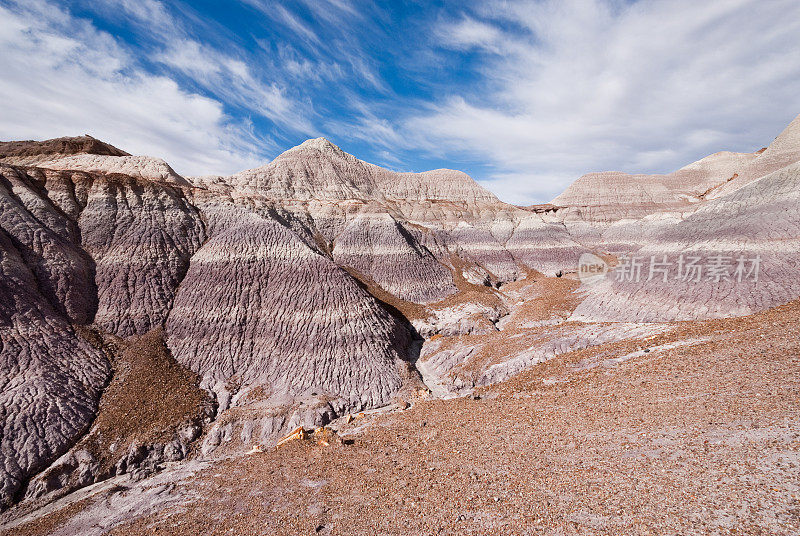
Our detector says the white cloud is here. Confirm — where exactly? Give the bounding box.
[243,1,322,45]
[409,0,800,203]
[158,39,224,78]
[338,114,404,149]
[113,0,172,28]
[280,49,345,83]
[156,38,314,134]
[3,0,798,202]
[0,0,269,176]
[439,17,504,53]
[273,4,321,45]
[103,0,317,136]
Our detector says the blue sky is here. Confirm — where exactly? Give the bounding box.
[1,0,799,203]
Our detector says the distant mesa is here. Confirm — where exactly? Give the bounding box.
[0,134,129,165]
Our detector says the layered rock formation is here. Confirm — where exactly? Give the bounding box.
[571,161,800,322]
[2,134,576,510]
[2,113,800,518]
[0,170,110,509]
[331,212,458,303]
[706,114,800,199]
[76,173,204,337]
[226,136,582,284]
[549,113,800,323]
[551,150,759,220]
[165,211,414,420]
[37,155,190,186]
[550,114,800,235]
[0,135,128,166]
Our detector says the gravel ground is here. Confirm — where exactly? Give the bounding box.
[6,301,800,536]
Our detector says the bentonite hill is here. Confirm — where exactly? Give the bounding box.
[1,114,799,535]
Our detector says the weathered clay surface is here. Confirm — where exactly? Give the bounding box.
[3,111,800,527]
[414,272,670,395]
[77,174,205,337]
[0,163,205,338]
[230,137,497,205]
[0,158,205,510]
[552,150,759,221]
[165,210,414,448]
[228,137,584,282]
[706,113,800,199]
[550,113,800,252]
[37,155,190,186]
[572,162,800,322]
[332,211,457,303]
[0,166,95,323]
[0,229,110,510]
[22,329,210,508]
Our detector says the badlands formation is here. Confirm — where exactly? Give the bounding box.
[0,115,799,534]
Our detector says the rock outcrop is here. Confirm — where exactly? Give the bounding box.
[571,161,800,322]
[331,212,458,304]
[0,135,128,166]
[0,228,110,510]
[76,173,205,337]
[706,113,800,199]
[0,165,95,323]
[37,154,190,186]
[552,150,759,220]
[2,113,800,516]
[551,113,800,323]
[165,211,414,423]
[228,137,584,285]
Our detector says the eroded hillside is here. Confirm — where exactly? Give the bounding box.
[1,114,800,534]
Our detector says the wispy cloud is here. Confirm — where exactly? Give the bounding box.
[243,1,321,45]
[438,16,505,53]
[0,0,265,175]
[156,37,315,134]
[111,0,174,34]
[158,39,229,78]
[1,0,798,202]
[409,0,800,203]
